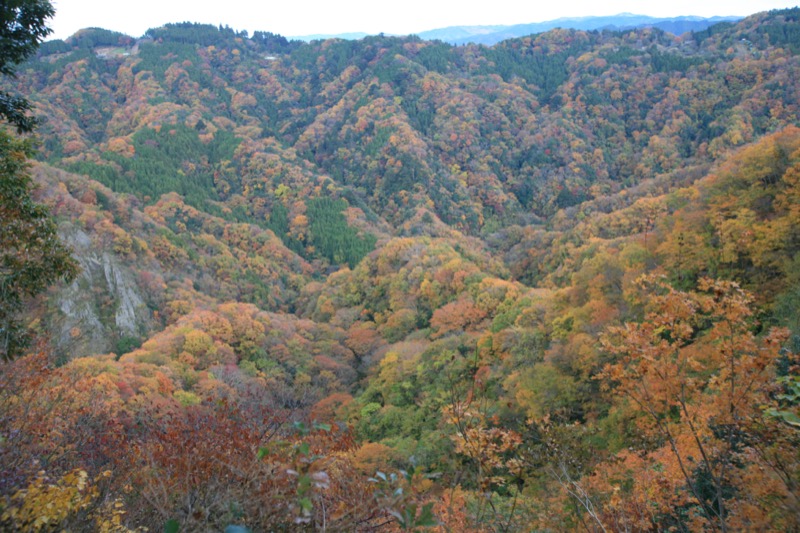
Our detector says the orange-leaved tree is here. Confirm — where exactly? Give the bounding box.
[598,275,795,531]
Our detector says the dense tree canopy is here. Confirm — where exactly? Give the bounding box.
[1,7,800,530]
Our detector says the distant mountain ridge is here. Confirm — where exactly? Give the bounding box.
[292,13,743,44]
[291,31,369,42]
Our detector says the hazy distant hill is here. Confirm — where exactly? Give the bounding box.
[426,14,743,45]
[291,31,369,42]
[290,14,742,44]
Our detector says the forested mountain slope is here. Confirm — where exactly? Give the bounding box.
[2,8,800,531]
[17,9,800,233]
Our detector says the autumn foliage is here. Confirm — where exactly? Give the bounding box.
[3,10,800,531]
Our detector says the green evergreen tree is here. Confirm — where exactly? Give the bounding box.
[0,0,78,359]
[0,0,55,132]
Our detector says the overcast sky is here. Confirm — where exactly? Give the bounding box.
[49,0,800,40]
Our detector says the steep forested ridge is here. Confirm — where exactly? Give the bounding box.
[2,9,800,531]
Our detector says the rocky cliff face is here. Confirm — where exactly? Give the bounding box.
[48,226,152,359]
